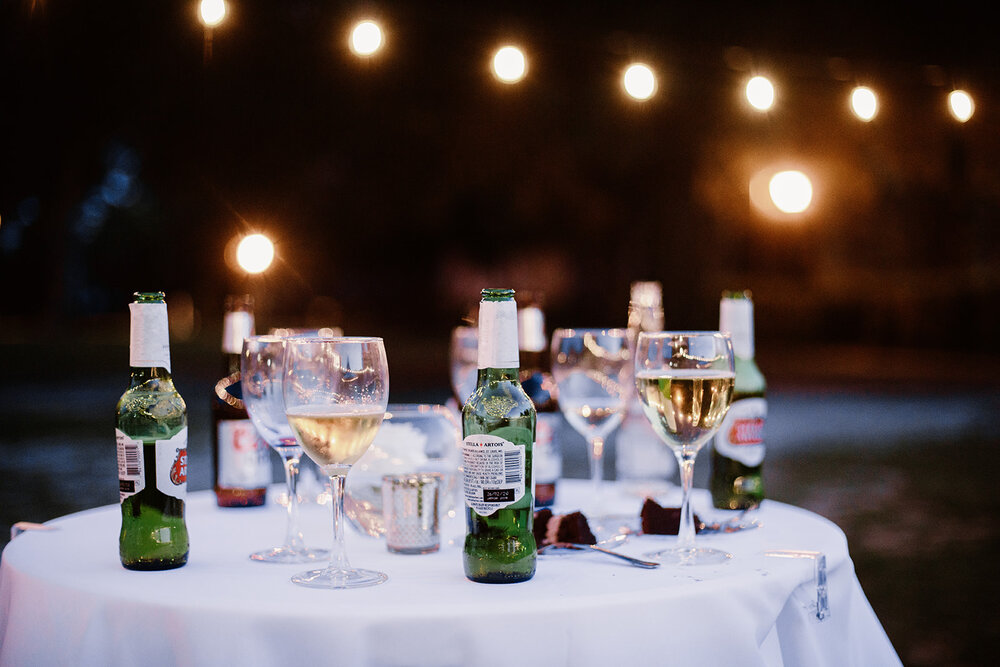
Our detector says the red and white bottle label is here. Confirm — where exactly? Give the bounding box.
[713,398,766,466]
[217,419,271,488]
[533,412,561,484]
[462,434,525,517]
[117,427,188,502]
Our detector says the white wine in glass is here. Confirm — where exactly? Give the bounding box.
[634,332,735,565]
[283,337,389,589]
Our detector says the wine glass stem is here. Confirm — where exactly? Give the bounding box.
[280,452,306,552]
[327,473,351,572]
[676,451,697,551]
[589,435,605,497]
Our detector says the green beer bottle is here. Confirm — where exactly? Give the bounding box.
[710,289,766,510]
[462,288,536,583]
[117,291,190,570]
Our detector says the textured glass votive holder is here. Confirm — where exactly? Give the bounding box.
[382,473,442,554]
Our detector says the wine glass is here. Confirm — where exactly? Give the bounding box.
[550,328,630,511]
[449,325,479,406]
[634,331,735,565]
[283,337,390,589]
[241,335,328,563]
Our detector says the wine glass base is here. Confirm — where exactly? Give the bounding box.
[644,546,733,566]
[291,567,388,589]
[250,547,330,564]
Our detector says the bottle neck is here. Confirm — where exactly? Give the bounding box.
[720,297,755,360]
[129,301,172,372]
[222,310,254,356]
[478,367,520,383]
[128,365,175,388]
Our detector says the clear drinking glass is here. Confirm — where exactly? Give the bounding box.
[449,325,479,406]
[283,336,389,589]
[634,331,735,565]
[550,328,630,510]
[241,335,328,563]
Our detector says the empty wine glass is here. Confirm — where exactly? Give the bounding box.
[550,328,630,511]
[241,335,328,563]
[634,331,735,565]
[449,325,479,406]
[283,336,389,589]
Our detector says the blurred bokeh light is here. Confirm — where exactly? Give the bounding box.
[850,86,878,121]
[769,170,813,214]
[948,89,975,122]
[622,63,657,101]
[236,233,275,274]
[745,75,775,111]
[492,45,527,83]
[350,20,384,57]
[198,0,226,27]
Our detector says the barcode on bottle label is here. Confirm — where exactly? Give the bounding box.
[116,429,145,502]
[116,427,189,503]
[462,434,525,517]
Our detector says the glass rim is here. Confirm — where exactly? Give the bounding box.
[636,330,731,339]
[243,334,284,344]
[551,327,629,337]
[283,336,383,344]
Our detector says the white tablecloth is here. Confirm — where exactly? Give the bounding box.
[0,480,899,667]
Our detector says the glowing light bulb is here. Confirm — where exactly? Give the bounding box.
[492,45,527,84]
[746,75,775,111]
[769,171,813,214]
[850,86,878,121]
[236,233,274,274]
[199,0,226,27]
[350,20,383,56]
[623,63,657,100]
[948,90,974,123]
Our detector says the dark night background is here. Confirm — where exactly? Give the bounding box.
[2,2,998,665]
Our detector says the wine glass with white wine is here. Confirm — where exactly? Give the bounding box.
[634,331,735,565]
[550,328,630,515]
[283,336,389,589]
[241,335,328,563]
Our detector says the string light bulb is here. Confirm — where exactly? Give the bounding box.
[850,86,878,121]
[236,233,275,274]
[199,0,226,27]
[745,75,775,111]
[492,45,527,84]
[350,20,384,57]
[948,90,975,123]
[623,63,657,101]
[769,171,813,214]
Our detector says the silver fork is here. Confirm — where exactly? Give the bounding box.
[538,542,660,568]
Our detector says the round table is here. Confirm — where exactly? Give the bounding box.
[0,480,899,667]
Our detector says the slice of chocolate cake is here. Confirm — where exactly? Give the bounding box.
[640,498,702,535]
[533,509,597,548]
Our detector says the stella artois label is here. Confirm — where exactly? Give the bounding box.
[462,434,526,517]
[713,398,766,467]
[117,427,187,502]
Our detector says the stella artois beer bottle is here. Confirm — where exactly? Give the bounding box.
[462,288,536,583]
[212,294,270,507]
[117,292,189,570]
[711,290,766,510]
